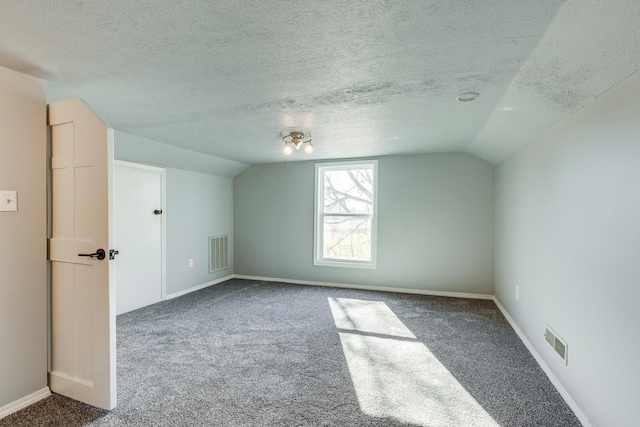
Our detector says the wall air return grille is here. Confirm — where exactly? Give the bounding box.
[544,325,568,365]
[208,235,229,273]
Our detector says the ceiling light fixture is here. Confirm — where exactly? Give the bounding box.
[457,92,479,102]
[283,130,313,155]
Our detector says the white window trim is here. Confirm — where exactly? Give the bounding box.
[314,160,378,269]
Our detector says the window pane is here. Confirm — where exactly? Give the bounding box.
[323,216,371,261]
[323,167,373,214]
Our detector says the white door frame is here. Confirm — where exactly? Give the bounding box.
[114,160,167,302]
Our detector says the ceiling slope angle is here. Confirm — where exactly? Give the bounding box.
[468,0,640,164]
[0,0,639,165]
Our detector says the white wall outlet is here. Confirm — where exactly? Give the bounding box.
[515,285,520,301]
[0,191,17,212]
[188,259,194,268]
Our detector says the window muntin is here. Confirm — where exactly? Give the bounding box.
[315,160,377,268]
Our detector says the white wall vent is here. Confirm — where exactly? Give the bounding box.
[544,325,568,365]
[208,235,229,273]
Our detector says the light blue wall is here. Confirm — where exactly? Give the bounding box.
[494,70,640,426]
[165,168,233,295]
[234,153,494,294]
[114,132,235,296]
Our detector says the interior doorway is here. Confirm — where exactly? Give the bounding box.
[114,161,166,315]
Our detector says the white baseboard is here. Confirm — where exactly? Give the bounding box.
[165,274,233,300]
[0,387,51,420]
[492,297,591,427]
[232,274,494,300]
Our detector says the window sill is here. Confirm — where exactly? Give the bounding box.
[314,259,377,269]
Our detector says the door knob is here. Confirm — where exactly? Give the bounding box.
[154,209,163,215]
[78,249,106,260]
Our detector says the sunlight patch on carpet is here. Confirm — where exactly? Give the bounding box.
[328,297,416,338]
[329,297,499,427]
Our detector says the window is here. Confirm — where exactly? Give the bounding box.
[314,160,378,268]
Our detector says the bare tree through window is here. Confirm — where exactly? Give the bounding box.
[317,162,376,264]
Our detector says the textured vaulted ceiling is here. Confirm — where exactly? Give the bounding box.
[1,0,639,166]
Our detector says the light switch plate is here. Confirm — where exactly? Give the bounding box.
[0,191,18,212]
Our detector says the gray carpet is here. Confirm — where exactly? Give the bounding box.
[1,279,581,426]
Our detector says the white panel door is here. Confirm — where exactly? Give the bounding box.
[114,161,165,315]
[48,98,116,410]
